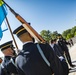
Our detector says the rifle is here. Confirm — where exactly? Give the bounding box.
[3,0,45,43]
[0,58,2,63]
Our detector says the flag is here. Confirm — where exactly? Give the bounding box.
[0,0,8,40]
[0,27,3,40]
[0,0,7,26]
[0,21,8,40]
[1,20,8,32]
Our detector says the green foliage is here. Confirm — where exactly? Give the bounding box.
[66,33,72,40]
[40,30,59,43]
[74,32,76,36]
[62,26,76,39]
[62,29,71,38]
[40,30,52,43]
[51,31,58,39]
[71,26,76,36]
[40,26,76,42]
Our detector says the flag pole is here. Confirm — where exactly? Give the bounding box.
[3,0,46,43]
[5,17,18,50]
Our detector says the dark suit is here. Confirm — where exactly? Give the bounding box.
[0,56,18,75]
[53,44,69,75]
[57,38,73,67]
[16,42,63,75]
[53,44,63,57]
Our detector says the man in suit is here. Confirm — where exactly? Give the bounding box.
[0,41,18,75]
[50,39,69,75]
[49,39,64,57]
[13,25,64,75]
[57,34,75,68]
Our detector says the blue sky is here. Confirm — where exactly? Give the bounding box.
[0,0,76,56]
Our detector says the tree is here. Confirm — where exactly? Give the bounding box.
[51,31,59,39]
[66,33,72,40]
[74,32,76,36]
[71,26,76,37]
[62,29,71,39]
[40,30,52,43]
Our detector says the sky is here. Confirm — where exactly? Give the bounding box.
[0,0,76,57]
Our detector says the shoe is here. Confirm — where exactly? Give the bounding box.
[70,64,76,67]
[69,68,72,70]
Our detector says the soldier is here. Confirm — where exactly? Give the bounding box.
[57,34,75,68]
[13,25,64,75]
[0,41,18,75]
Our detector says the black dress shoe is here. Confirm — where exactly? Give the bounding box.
[69,68,72,70]
[70,64,76,67]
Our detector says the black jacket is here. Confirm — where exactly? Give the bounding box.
[0,56,18,75]
[58,38,69,52]
[16,42,63,75]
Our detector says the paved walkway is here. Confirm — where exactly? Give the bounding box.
[68,44,76,75]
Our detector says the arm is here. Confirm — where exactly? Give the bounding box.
[15,55,26,75]
[46,44,63,75]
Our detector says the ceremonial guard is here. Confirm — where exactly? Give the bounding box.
[13,25,64,75]
[0,41,18,75]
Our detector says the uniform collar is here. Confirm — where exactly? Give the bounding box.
[22,42,34,52]
[23,41,33,45]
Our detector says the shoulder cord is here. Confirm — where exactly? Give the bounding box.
[36,44,50,67]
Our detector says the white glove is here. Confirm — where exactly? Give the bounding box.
[59,56,64,61]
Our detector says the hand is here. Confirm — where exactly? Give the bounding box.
[59,56,64,61]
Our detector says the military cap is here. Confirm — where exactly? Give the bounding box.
[0,41,13,51]
[13,23,31,37]
[13,23,35,42]
[13,25,28,37]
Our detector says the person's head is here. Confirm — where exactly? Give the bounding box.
[49,39,54,48]
[49,39,54,45]
[50,39,54,44]
[57,34,62,39]
[53,39,57,44]
[0,41,14,56]
[13,25,34,43]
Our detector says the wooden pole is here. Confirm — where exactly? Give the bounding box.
[5,17,18,50]
[3,0,46,43]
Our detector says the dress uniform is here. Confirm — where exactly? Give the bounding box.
[0,41,18,75]
[13,25,64,75]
